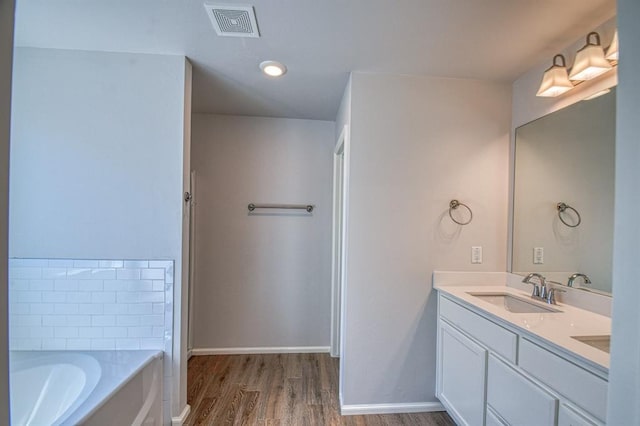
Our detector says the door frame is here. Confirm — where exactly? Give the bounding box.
[330,125,350,359]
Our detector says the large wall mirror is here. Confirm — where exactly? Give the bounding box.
[512,88,615,295]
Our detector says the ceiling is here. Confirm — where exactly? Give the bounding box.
[14,0,616,121]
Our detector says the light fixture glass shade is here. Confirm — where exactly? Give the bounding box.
[569,32,612,81]
[537,54,574,97]
[606,30,619,60]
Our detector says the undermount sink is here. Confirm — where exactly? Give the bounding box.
[571,335,611,353]
[467,292,562,313]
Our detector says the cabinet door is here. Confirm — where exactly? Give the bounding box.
[487,354,558,426]
[437,321,487,426]
[558,404,599,426]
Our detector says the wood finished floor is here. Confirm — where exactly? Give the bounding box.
[185,353,455,426]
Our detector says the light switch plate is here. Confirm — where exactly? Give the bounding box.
[471,246,482,264]
[533,247,544,264]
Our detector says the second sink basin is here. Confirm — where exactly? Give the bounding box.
[571,335,611,353]
[467,292,562,313]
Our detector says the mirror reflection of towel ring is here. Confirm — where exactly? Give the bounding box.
[557,202,581,227]
[449,200,473,225]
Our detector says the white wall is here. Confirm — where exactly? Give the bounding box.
[0,0,14,423]
[191,114,334,350]
[9,47,187,261]
[342,72,511,406]
[9,47,190,422]
[608,3,640,424]
[512,90,615,292]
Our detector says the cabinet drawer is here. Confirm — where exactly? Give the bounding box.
[487,355,558,426]
[519,338,608,422]
[558,404,600,426]
[440,296,517,362]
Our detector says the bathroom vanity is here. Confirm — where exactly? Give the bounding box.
[435,276,610,426]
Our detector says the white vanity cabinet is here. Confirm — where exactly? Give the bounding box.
[436,292,607,426]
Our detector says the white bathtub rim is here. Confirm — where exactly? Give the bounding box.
[10,350,163,426]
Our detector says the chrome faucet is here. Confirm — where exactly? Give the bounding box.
[568,273,591,288]
[522,273,547,298]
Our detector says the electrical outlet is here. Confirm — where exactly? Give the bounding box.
[533,247,544,264]
[471,246,483,264]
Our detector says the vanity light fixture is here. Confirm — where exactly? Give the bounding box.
[569,32,612,81]
[536,54,574,97]
[259,60,287,77]
[606,30,619,61]
[536,30,618,98]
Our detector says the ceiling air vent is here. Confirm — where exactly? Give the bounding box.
[204,4,260,38]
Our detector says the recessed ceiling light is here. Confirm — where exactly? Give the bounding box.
[260,60,287,77]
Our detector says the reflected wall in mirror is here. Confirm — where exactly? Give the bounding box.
[512,88,615,294]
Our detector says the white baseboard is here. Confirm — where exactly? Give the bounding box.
[171,404,191,426]
[340,402,445,416]
[191,346,331,355]
[187,348,193,360]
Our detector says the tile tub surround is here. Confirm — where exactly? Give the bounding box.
[8,258,173,351]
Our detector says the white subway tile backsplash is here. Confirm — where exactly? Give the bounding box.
[153,303,164,314]
[14,315,42,327]
[15,291,42,303]
[42,338,66,350]
[42,268,68,279]
[124,260,149,268]
[128,303,152,315]
[30,327,54,338]
[127,280,152,292]
[79,327,103,338]
[11,267,42,280]
[29,280,54,291]
[67,339,91,350]
[66,292,92,304]
[116,338,141,350]
[141,268,164,280]
[54,327,79,338]
[82,280,104,292]
[103,303,128,315]
[12,304,30,315]
[91,339,116,350]
[54,280,78,291]
[128,326,152,338]
[91,315,116,327]
[9,258,172,352]
[66,315,91,327]
[117,316,140,326]
[91,292,116,304]
[78,304,104,315]
[117,269,141,280]
[54,304,79,315]
[43,315,67,327]
[140,315,164,326]
[30,304,54,315]
[140,338,164,349]
[103,327,128,338]
[42,292,66,303]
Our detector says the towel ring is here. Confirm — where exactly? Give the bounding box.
[557,202,581,227]
[449,200,473,225]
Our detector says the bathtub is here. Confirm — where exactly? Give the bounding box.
[10,350,163,426]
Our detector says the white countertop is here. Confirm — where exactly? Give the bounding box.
[435,284,611,372]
